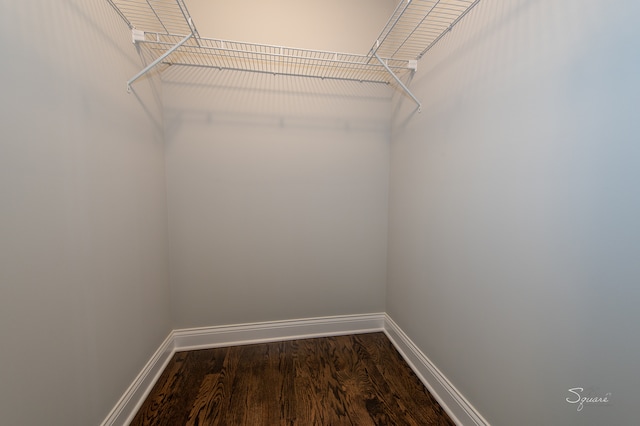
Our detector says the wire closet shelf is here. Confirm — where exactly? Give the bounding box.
[107,0,481,110]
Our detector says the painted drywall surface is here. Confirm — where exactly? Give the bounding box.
[0,2,171,425]
[184,0,397,53]
[164,66,390,328]
[164,0,393,328]
[387,0,640,425]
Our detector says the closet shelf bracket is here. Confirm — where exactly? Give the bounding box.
[127,31,193,93]
[373,52,421,112]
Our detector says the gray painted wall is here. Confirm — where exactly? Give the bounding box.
[4,0,638,424]
[185,0,397,53]
[387,0,640,425]
[163,0,394,328]
[0,1,172,424]
[163,69,390,328]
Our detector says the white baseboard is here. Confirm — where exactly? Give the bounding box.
[100,332,175,426]
[172,313,385,352]
[383,314,489,426]
[102,312,488,426]
[101,313,384,425]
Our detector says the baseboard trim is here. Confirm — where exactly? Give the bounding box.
[100,332,175,426]
[383,314,489,426]
[173,313,386,352]
[101,313,384,425]
[102,313,488,426]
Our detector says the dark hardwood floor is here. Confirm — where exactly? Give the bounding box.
[131,332,455,425]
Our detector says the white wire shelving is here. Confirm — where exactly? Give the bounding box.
[370,0,481,60]
[107,0,482,110]
[106,0,198,37]
[143,33,412,84]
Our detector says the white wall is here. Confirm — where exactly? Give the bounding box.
[387,0,640,425]
[0,1,172,424]
[185,0,396,53]
[164,0,394,328]
[8,0,637,424]
[163,67,390,328]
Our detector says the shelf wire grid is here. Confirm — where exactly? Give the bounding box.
[107,0,415,84]
[107,0,198,36]
[371,0,481,60]
[142,33,411,84]
[107,0,481,102]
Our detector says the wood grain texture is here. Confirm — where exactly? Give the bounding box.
[131,333,455,425]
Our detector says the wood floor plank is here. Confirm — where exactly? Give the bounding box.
[132,333,456,426]
[185,372,222,425]
[361,333,454,425]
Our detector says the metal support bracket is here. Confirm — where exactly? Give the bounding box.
[373,52,421,112]
[127,32,193,92]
